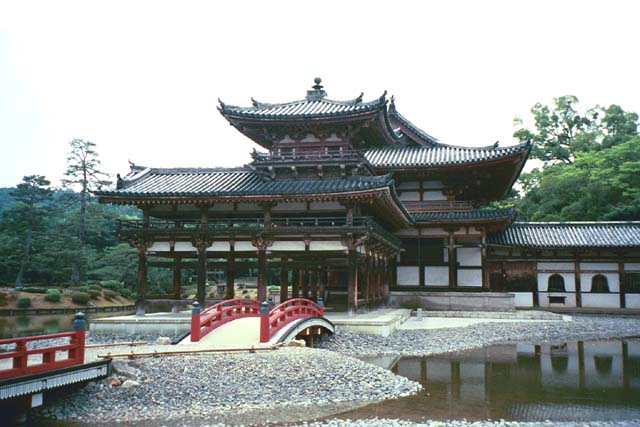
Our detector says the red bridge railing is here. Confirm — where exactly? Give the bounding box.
[189,298,323,343]
[190,298,261,342]
[260,298,324,343]
[0,313,86,379]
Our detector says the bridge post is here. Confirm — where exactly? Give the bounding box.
[190,301,201,342]
[260,301,270,343]
[70,312,86,364]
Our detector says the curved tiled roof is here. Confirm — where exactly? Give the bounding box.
[488,222,640,248]
[413,208,515,223]
[96,168,395,198]
[365,142,530,168]
[388,102,439,146]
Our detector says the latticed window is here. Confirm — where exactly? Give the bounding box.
[591,274,610,293]
[547,274,566,292]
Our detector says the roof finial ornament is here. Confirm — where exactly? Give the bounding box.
[306,77,327,101]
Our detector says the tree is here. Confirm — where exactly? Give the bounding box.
[514,96,638,164]
[62,139,111,286]
[8,176,52,286]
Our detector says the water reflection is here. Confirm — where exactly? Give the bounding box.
[350,339,640,422]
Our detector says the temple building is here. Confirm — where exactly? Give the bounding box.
[96,78,640,313]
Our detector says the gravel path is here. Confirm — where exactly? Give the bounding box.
[288,419,640,427]
[317,315,640,357]
[35,347,421,425]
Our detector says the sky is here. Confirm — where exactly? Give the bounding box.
[1,0,639,188]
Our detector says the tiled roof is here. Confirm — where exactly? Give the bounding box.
[488,222,640,248]
[413,208,515,223]
[218,79,388,120]
[389,103,439,146]
[96,168,395,198]
[365,142,530,168]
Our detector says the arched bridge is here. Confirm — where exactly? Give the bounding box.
[183,298,335,347]
[181,298,335,346]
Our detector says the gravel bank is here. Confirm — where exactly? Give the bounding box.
[35,347,421,425]
[289,419,640,427]
[317,315,640,357]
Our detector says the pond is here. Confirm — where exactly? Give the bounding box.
[346,338,640,422]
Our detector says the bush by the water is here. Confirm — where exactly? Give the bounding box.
[72,292,90,305]
[87,289,102,300]
[44,289,62,303]
[20,287,48,294]
[17,297,31,308]
[103,289,118,300]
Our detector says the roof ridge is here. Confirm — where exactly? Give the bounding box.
[147,167,253,174]
[512,221,640,226]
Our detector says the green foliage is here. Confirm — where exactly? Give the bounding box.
[514,96,638,164]
[20,287,48,294]
[517,137,640,221]
[44,289,62,303]
[399,299,423,310]
[0,291,8,306]
[16,297,31,309]
[71,292,90,305]
[88,284,102,292]
[78,286,90,293]
[103,289,118,300]
[87,289,102,299]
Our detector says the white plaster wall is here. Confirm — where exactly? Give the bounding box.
[399,191,420,201]
[270,241,305,251]
[395,229,420,236]
[425,266,449,286]
[624,263,640,271]
[207,242,230,251]
[234,241,255,252]
[309,241,346,251]
[272,203,307,212]
[420,228,447,236]
[148,242,171,252]
[625,294,640,308]
[538,292,577,308]
[422,191,448,201]
[538,272,576,292]
[309,201,343,211]
[397,266,419,286]
[511,292,534,307]
[457,247,482,266]
[397,181,420,190]
[423,181,444,189]
[580,262,618,271]
[458,269,483,287]
[581,294,620,308]
[174,242,196,251]
[538,262,574,271]
[580,272,620,292]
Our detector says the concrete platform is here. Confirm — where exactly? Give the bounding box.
[325,309,411,337]
[414,310,567,321]
[390,291,515,311]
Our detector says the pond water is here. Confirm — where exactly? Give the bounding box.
[343,338,640,422]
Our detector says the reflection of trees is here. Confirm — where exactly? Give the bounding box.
[594,356,613,375]
[551,355,569,373]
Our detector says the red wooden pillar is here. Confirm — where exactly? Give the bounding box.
[257,247,267,302]
[172,258,181,299]
[348,247,357,313]
[225,254,235,299]
[135,244,148,316]
[280,256,289,302]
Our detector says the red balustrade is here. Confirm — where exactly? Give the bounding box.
[260,298,324,343]
[0,330,85,379]
[190,298,261,342]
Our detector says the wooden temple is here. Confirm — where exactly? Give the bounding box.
[96,78,640,313]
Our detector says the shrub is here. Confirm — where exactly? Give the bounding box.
[120,288,133,299]
[100,280,121,289]
[78,286,90,293]
[44,289,62,303]
[88,284,103,292]
[103,289,118,300]
[21,287,48,294]
[87,289,102,300]
[17,297,31,309]
[72,292,90,305]
[399,299,422,310]
[0,291,8,306]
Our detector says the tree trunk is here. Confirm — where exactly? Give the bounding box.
[71,171,88,286]
[15,225,32,287]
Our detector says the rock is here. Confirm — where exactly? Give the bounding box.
[111,360,141,379]
[286,339,307,347]
[121,380,140,389]
[156,336,172,345]
[105,376,121,387]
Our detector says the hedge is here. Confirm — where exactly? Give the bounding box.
[44,289,62,303]
[87,289,102,300]
[72,292,90,305]
[17,297,32,309]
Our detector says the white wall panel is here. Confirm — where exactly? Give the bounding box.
[397,266,419,286]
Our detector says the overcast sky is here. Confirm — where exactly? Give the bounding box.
[1,1,639,188]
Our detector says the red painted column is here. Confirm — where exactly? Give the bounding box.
[190,301,201,342]
[259,301,270,343]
